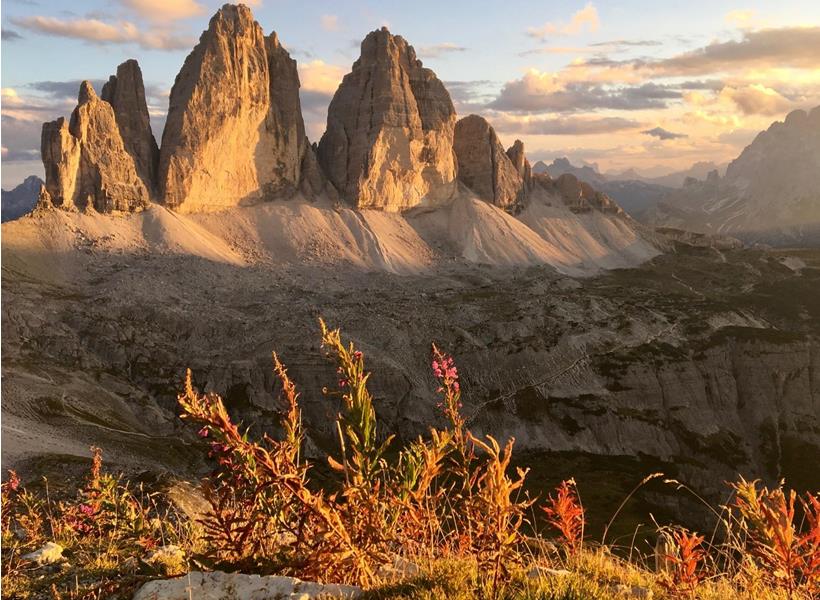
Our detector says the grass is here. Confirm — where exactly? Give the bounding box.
[2,321,818,599]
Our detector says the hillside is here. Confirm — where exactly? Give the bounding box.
[648,108,820,244]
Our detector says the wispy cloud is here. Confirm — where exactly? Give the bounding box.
[416,43,467,59]
[488,70,681,113]
[527,3,600,40]
[494,114,641,136]
[120,0,206,23]
[12,15,195,50]
[2,28,24,41]
[642,126,687,140]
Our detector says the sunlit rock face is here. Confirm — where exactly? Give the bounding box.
[41,81,150,213]
[101,59,159,196]
[158,4,311,212]
[317,27,458,211]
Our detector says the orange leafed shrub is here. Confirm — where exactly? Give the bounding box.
[731,477,820,597]
[542,479,585,555]
[661,528,705,598]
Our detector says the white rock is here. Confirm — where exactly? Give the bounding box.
[22,542,64,566]
[132,571,362,600]
[527,565,571,579]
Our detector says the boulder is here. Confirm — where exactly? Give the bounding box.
[22,542,64,566]
[317,27,457,210]
[158,4,313,211]
[453,114,523,209]
[101,59,159,194]
[41,81,150,213]
[132,571,361,599]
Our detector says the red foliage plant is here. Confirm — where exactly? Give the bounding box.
[542,478,584,555]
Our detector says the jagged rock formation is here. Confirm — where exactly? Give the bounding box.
[158,4,315,211]
[551,173,623,215]
[317,27,457,211]
[1,175,43,222]
[101,59,159,194]
[506,140,532,191]
[40,82,150,213]
[648,107,820,244]
[453,114,524,209]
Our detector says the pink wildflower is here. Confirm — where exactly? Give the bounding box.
[197,426,209,438]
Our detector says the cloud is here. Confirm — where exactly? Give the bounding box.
[28,79,108,99]
[298,61,346,140]
[649,26,820,75]
[642,126,687,140]
[119,0,205,23]
[320,14,339,32]
[493,114,641,136]
[488,70,681,113]
[2,28,23,41]
[725,9,757,28]
[12,15,195,50]
[2,113,45,163]
[416,43,467,59]
[527,3,599,39]
[588,39,662,48]
[298,60,345,95]
[718,84,792,115]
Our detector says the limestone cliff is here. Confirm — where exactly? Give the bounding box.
[453,114,524,209]
[101,59,159,194]
[41,82,149,213]
[158,4,311,211]
[317,27,457,211]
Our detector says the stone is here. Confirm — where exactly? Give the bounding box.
[158,4,311,211]
[526,565,571,579]
[101,59,159,195]
[132,571,362,599]
[506,139,532,190]
[317,27,457,210]
[41,81,150,213]
[453,114,524,209]
[22,542,64,566]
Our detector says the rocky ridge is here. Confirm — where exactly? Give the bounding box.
[648,107,820,244]
[1,175,43,222]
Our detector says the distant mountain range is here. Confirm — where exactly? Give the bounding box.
[1,175,42,222]
[647,107,820,245]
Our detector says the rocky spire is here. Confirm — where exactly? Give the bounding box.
[158,3,314,211]
[453,114,524,209]
[101,59,159,195]
[317,27,457,210]
[41,81,149,213]
[506,140,532,191]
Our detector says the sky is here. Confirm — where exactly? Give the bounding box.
[2,0,820,189]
